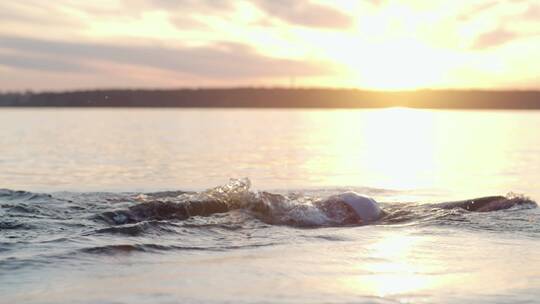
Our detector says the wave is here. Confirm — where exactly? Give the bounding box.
[1,180,538,265]
[79,241,278,255]
[0,189,53,201]
[96,179,342,227]
[91,179,537,229]
[1,179,537,232]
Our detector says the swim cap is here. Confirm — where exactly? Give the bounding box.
[333,191,381,222]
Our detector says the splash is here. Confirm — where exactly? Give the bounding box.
[1,180,537,232]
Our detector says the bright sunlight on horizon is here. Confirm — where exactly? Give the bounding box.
[1,0,539,91]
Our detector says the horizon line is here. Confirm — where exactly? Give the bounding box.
[3,86,540,95]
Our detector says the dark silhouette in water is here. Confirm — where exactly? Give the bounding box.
[98,199,229,224]
[435,195,529,212]
[306,193,535,225]
[99,192,536,226]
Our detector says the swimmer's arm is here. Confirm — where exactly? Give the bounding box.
[433,196,536,212]
[435,196,504,211]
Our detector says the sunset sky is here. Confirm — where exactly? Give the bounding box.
[1,0,539,91]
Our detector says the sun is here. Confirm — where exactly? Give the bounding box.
[312,37,446,90]
[349,40,445,90]
[314,3,458,91]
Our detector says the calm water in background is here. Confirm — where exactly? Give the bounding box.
[2,108,540,199]
[1,108,539,303]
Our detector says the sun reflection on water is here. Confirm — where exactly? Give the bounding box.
[359,107,438,190]
[319,107,438,190]
[360,233,434,297]
[298,107,525,199]
[340,232,464,298]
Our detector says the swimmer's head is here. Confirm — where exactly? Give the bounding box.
[331,191,382,223]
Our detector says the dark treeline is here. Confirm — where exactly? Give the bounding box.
[1,88,539,109]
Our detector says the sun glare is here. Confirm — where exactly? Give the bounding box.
[360,108,438,189]
[340,232,465,297]
[347,40,446,90]
[319,108,437,190]
[312,3,458,90]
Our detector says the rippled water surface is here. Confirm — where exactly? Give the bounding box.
[1,108,539,303]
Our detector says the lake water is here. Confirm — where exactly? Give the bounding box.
[1,108,539,303]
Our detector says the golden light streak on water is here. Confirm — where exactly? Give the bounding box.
[338,231,474,299]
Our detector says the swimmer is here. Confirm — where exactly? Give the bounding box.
[103,190,535,226]
[314,192,383,225]
[315,191,536,225]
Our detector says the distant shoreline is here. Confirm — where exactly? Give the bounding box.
[1,88,539,109]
